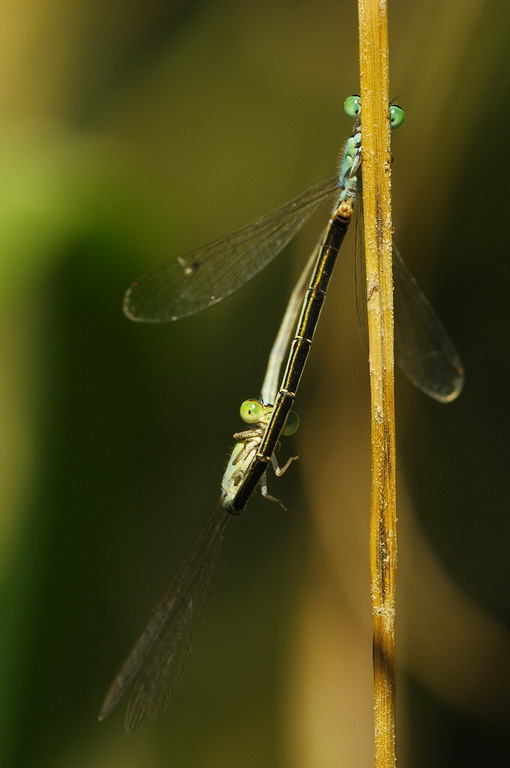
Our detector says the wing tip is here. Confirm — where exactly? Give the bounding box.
[425,365,465,404]
[123,284,176,323]
[123,282,145,322]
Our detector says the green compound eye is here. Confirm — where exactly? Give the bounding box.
[240,399,264,424]
[390,104,405,129]
[344,94,361,119]
[282,411,300,437]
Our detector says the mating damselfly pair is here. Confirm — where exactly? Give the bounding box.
[99,95,463,731]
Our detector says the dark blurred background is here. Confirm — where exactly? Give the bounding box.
[1,1,509,766]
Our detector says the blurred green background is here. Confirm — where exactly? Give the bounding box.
[1,0,510,766]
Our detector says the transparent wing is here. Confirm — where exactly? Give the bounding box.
[99,502,230,731]
[260,242,321,404]
[354,211,464,403]
[124,175,339,322]
[392,245,464,402]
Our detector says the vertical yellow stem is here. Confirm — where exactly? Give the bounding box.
[357,2,398,767]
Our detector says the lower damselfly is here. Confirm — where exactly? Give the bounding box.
[99,244,315,731]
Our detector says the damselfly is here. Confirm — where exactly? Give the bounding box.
[99,244,315,731]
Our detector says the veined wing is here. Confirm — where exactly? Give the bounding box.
[392,245,464,402]
[124,175,339,322]
[354,216,464,403]
[99,502,230,731]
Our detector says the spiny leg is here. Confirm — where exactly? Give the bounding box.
[259,453,301,511]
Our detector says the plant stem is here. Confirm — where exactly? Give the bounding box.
[357,2,398,767]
